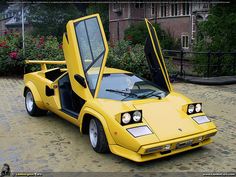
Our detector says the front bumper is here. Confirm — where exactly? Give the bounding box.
[109,128,217,162]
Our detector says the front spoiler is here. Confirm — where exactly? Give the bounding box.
[109,129,217,162]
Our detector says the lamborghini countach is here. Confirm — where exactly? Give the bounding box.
[23,14,217,162]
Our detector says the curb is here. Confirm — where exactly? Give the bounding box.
[176,76,236,85]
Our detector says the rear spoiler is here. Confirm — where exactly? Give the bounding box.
[25,60,66,70]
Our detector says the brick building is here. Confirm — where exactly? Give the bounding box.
[109,2,210,50]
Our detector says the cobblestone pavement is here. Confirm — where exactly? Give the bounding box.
[0,78,235,172]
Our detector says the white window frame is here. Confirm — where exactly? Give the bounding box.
[182,3,190,15]
[181,35,189,49]
[171,3,178,16]
[160,3,167,17]
[135,3,144,9]
[151,3,155,16]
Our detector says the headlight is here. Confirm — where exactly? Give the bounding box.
[133,111,142,122]
[188,104,195,114]
[121,113,131,124]
[195,103,202,113]
[127,126,152,137]
[192,115,210,124]
[120,110,142,125]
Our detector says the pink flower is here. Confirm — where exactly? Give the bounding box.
[58,44,62,49]
[37,36,45,48]
[39,36,45,45]
[126,35,133,41]
[0,41,6,47]
[37,54,42,58]
[9,51,18,60]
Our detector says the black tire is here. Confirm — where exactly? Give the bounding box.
[25,89,47,116]
[89,118,109,153]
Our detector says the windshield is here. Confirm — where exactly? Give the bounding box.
[90,73,168,101]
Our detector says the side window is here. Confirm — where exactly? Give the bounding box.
[74,17,106,96]
[75,21,92,69]
[86,18,105,62]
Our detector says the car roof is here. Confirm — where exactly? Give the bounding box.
[104,67,131,74]
[87,67,131,75]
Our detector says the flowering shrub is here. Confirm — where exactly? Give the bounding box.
[24,35,64,71]
[0,32,24,75]
[0,32,64,75]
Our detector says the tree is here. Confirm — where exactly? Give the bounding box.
[195,3,236,51]
[86,4,109,40]
[124,22,179,49]
[27,4,83,41]
[194,3,236,76]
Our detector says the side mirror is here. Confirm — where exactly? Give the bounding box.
[74,74,87,88]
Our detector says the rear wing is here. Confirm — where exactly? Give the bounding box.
[25,60,66,70]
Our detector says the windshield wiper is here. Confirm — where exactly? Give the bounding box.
[138,90,163,99]
[106,89,138,97]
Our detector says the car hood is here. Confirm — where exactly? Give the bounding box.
[96,92,213,142]
[133,99,203,142]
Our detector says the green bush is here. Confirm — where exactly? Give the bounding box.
[107,40,151,79]
[107,40,177,80]
[0,32,24,76]
[124,22,179,49]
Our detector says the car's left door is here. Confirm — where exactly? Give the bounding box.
[63,14,109,101]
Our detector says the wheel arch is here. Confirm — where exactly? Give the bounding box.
[80,107,115,145]
[24,81,46,110]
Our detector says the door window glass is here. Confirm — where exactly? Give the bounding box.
[75,17,105,96]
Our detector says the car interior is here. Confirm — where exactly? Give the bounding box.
[45,68,66,82]
[58,73,85,118]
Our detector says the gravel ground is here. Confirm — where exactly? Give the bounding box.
[0,78,235,173]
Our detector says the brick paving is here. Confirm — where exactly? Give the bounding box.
[0,78,235,172]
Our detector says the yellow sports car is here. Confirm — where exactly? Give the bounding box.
[23,14,217,162]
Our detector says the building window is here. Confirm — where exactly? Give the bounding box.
[203,3,209,9]
[171,3,178,16]
[181,35,189,49]
[112,3,121,12]
[135,3,144,9]
[182,3,190,15]
[160,4,167,17]
[151,3,155,16]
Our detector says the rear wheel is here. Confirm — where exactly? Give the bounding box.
[89,118,109,153]
[25,89,47,116]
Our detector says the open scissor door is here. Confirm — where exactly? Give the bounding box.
[144,19,172,92]
[63,14,109,100]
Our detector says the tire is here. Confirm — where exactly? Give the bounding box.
[25,89,47,116]
[89,118,109,153]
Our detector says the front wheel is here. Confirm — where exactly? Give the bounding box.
[89,118,109,153]
[25,89,47,116]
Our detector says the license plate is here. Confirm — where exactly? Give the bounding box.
[176,140,193,149]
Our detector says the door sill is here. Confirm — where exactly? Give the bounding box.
[61,108,79,119]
